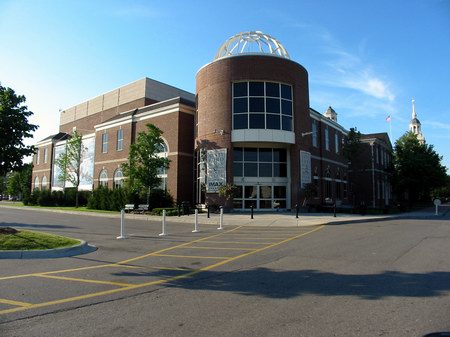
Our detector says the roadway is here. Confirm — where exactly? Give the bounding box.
[0,205,449,337]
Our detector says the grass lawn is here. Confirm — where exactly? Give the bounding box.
[0,228,80,250]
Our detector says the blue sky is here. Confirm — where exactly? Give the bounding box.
[1,0,449,170]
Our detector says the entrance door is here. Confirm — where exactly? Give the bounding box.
[233,184,287,210]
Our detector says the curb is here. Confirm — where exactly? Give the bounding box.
[0,240,97,259]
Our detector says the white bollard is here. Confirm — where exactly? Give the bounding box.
[217,207,224,230]
[435,204,439,216]
[117,209,127,239]
[159,210,167,236]
[192,209,200,233]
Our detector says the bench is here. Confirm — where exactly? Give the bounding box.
[136,204,149,214]
[124,204,135,213]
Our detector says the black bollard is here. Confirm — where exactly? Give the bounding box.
[207,205,210,218]
[250,205,254,219]
[178,203,181,217]
[296,204,299,219]
[333,202,337,217]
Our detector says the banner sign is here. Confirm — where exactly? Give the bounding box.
[206,148,227,193]
[300,150,312,188]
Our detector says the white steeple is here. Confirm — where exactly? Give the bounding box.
[409,98,425,144]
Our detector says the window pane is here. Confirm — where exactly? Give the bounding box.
[266,98,280,113]
[273,149,287,162]
[233,185,243,198]
[258,148,272,162]
[259,163,272,177]
[266,114,280,129]
[282,116,292,131]
[233,147,243,161]
[233,97,248,113]
[233,114,248,129]
[244,186,257,198]
[244,163,257,176]
[233,82,247,97]
[244,148,257,161]
[233,162,243,177]
[249,97,264,112]
[259,200,272,209]
[281,84,292,99]
[249,82,264,96]
[249,114,265,128]
[265,82,279,97]
[244,200,257,208]
[233,200,243,209]
[274,163,287,177]
[259,186,272,198]
[281,99,292,115]
[274,186,286,198]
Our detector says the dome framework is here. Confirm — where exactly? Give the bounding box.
[215,31,290,60]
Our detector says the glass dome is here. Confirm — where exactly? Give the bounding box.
[215,31,290,60]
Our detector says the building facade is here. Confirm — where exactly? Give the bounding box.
[32,31,393,211]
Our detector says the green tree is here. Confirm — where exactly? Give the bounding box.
[393,131,447,203]
[0,83,38,176]
[6,164,32,201]
[121,124,170,205]
[54,130,85,208]
[343,127,362,163]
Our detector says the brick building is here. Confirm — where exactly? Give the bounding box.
[32,31,393,211]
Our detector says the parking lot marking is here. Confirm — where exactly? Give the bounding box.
[0,299,33,307]
[34,274,134,287]
[152,253,230,260]
[0,225,324,316]
[202,240,273,245]
[179,246,256,251]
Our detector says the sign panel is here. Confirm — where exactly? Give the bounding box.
[300,150,312,188]
[206,148,227,193]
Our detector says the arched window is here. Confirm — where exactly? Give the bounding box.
[34,176,40,190]
[114,169,124,189]
[41,176,48,190]
[99,169,108,187]
[156,140,169,190]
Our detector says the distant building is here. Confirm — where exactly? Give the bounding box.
[31,31,393,210]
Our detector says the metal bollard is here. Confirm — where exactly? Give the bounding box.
[159,210,167,236]
[117,209,127,239]
[207,205,210,218]
[178,204,181,217]
[333,202,337,217]
[250,205,254,219]
[217,206,224,230]
[192,209,200,233]
[295,204,299,219]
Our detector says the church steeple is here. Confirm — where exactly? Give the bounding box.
[409,98,425,144]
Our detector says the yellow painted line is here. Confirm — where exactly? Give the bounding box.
[178,246,256,251]
[0,225,324,316]
[0,298,33,307]
[143,266,196,271]
[0,227,243,281]
[152,253,229,260]
[201,240,273,245]
[34,274,133,288]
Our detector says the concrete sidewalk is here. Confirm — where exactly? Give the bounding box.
[1,203,448,228]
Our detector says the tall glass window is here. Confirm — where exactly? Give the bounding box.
[312,120,318,147]
[44,147,48,164]
[114,169,123,188]
[325,127,330,151]
[116,129,123,151]
[102,133,109,153]
[99,170,108,187]
[233,81,293,131]
[233,147,287,178]
[335,133,339,154]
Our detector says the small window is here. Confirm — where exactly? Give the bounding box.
[249,82,264,96]
[325,127,330,151]
[312,120,318,147]
[233,82,248,97]
[102,133,109,153]
[44,147,48,164]
[117,129,123,151]
[36,149,40,165]
[335,133,339,154]
[41,176,48,190]
[265,82,280,97]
